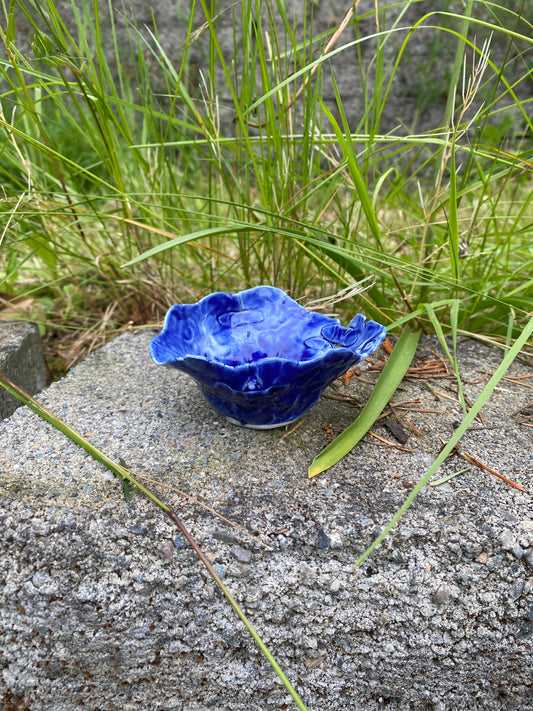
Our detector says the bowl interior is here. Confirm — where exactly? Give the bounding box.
[151,286,384,369]
[183,295,333,366]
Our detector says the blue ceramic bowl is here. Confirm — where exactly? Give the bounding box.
[150,286,386,429]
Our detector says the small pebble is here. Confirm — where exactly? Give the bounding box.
[434,586,451,605]
[277,535,289,550]
[173,535,186,550]
[212,564,226,579]
[399,526,413,540]
[158,541,174,560]
[131,523,148,535]
[487,554,504,571]
[32,572,50,588]
[230,545,252,564]
[391,549,406,565]
[510,581,524,602]
[117,554,130,568]
[330,578,342,593]
[500,509,518,524]
[317,528,330,550]
[499,530,514,551]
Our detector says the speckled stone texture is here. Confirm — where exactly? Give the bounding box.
[0,321,47,420]
[0,331,532,711]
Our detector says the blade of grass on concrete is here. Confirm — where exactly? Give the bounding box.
[308,328,420,478]
[353,314,533,569]
[425,301,467,415]
[0,374,308,711]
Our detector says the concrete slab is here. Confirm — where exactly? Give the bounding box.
[0,320,47,420]
[0,331,532,711]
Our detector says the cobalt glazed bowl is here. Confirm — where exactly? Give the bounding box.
[149,285,387,429]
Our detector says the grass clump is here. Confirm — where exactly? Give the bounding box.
[0,0,531,375]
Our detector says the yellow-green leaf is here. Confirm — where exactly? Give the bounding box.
[308,328,420,478]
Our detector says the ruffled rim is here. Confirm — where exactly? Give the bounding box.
[150,286,386,372]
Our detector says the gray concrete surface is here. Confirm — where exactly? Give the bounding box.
[0,321,47,420]
[0,330,532,711]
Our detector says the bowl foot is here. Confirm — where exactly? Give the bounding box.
[224,415,301,430]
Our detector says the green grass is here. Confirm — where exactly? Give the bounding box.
[0,0,531,370]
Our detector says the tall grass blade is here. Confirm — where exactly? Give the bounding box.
[320,95,380,242]
[121,224,255,266]
[353,315,533,569]
[448,144,460,281]
[444,0,474,128]
[308,328,420,478]
[424,301,467,414]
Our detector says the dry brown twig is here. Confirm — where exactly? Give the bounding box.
[131,470,272,550]
[440,439,527,493]
[287,2,360,110]
[367,430,414,453]
[248,1,361,127]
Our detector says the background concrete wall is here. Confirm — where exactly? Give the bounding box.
[7,0,531,136]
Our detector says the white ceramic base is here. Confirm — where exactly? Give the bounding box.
[224,415,300,430]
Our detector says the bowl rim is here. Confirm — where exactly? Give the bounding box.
[150,285,386,371]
